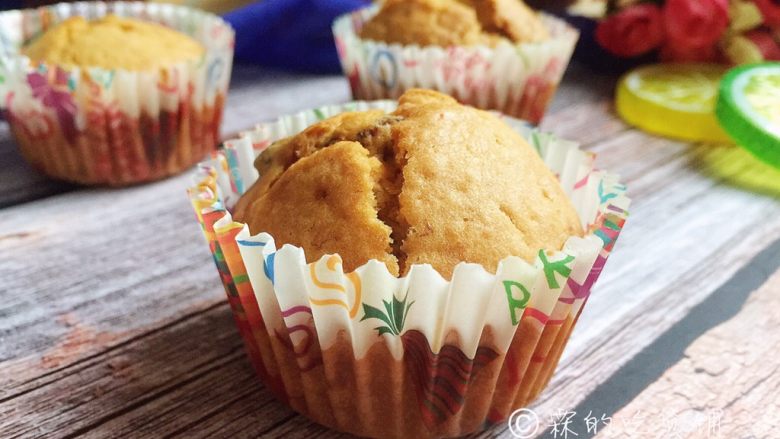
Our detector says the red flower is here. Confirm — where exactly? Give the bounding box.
[754,0,780,26]
[745,29,780,60]
[660,42,721,63]
[595,4,665,57]
[664,0,730,50]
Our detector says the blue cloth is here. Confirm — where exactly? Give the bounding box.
[224,0,370,73]
[0,2,25,10]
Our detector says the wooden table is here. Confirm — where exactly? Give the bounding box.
[2,63,779,439]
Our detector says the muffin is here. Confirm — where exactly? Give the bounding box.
[0,2,234,185]
[359,0,550,46]
[234,89,583,279]
[22,15,204,70]
[189,91,629,438]
[333,0,579,123]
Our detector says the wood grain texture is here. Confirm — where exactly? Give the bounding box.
[221,65,351,136]
[0,123,75,208]
[1,62,779,439]
[600,271,780,439]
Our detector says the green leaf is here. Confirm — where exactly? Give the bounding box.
[383,299,398,334]
[392,294,406,331]
[376,326,395,336]
[361,303,393,329]
[362,294,416,337]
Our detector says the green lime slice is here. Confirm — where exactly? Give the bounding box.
[716,63,780,168]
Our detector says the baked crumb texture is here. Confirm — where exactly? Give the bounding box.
[234,89,582,279]
[22,15,204,70]
[359,0,549,47]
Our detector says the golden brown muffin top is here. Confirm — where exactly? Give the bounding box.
[358,0,549,47]
[471,0,551,43]
[22,15,204,70]
[235,89,582,279]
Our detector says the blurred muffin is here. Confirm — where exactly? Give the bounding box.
[359,0,549,46]
[234,89,582,279]
[0,2,234,186]
[471,0,551,43]
[22,15,204,70]
[333,0,578,123]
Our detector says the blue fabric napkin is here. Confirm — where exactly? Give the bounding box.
[224,0,370,73]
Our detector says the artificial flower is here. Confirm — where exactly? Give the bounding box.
[595,4,665,57]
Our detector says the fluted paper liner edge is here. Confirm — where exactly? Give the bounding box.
[332,6,579,124]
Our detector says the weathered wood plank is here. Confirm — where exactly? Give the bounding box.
[0,123,75,208]
[221,65,351,136]
[541,63,628,145]
[166,396,296,439]
[263,415,341,438]
[0,171,224,391]
[0,305,243,438]
[601,270,780,438]
[78,353,275,439]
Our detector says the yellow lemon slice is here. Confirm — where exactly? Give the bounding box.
[616,64,733,143]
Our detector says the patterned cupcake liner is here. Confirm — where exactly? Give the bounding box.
[0,1,234,186]
[188,101,629,438]
[332,6,579,125]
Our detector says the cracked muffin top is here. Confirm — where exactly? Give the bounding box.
[358,0,549,47]
[22,15,204,70]
[233,89,582,279]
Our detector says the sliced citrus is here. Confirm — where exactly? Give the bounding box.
[716,63,780,168]
[616,64,732,143]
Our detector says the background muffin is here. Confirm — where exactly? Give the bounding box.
[22,15,204,70]
[471,0,551,43]
[359,0,549,46]
[0,2,234,186]
[333,0,578,124]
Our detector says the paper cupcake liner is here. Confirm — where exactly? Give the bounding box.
[332,6,579,125]
[188,101,629,438]
[0,1,234,186]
